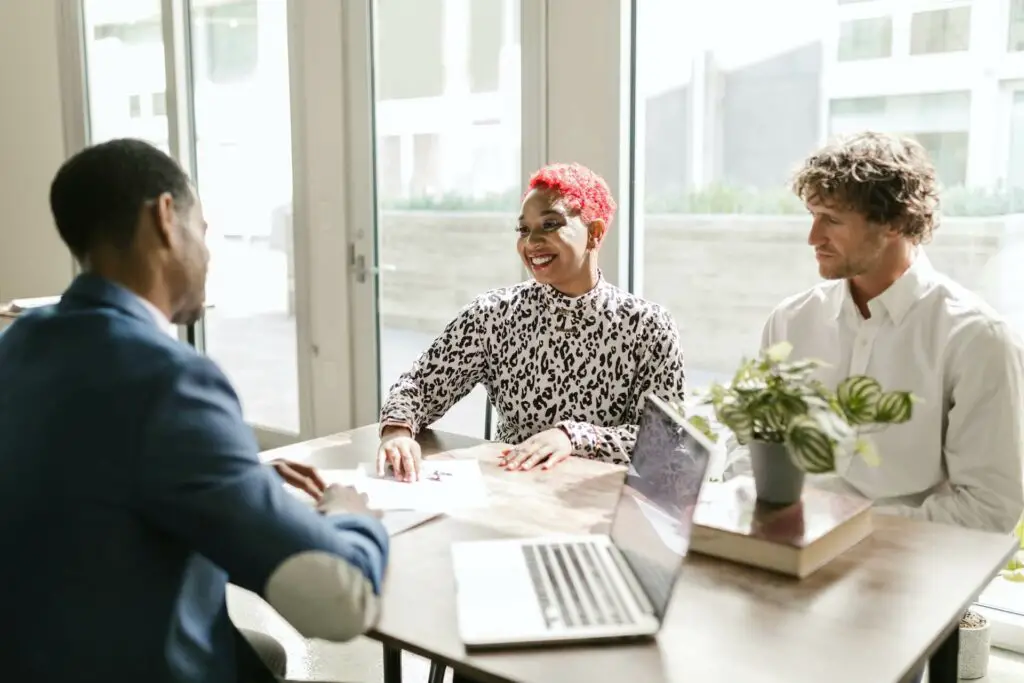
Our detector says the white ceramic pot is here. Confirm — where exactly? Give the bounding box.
[958,615,991,680]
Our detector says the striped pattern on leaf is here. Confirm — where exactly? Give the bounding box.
[785,416,835,474]
[873,391,913,424]
[836,375,882,425]
[716,403,753,443]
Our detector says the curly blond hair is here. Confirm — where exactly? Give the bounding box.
[791,132,940,244]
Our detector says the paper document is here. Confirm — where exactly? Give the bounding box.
[9,296,60,312]
[302,469,443,535]
[316,459,489,513]
[379,510,442,536]
[353,459,490,512]
[319,468,363,488]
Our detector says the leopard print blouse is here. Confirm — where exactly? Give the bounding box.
[379,276,687,464]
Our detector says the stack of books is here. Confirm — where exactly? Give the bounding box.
[690,476,873,578]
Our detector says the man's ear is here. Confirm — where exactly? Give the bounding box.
[151,192,177,249]
[588,219,607,249]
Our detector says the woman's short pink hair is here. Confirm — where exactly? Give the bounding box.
[525,162,617,227]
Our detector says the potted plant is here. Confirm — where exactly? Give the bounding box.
[999,517,1024,582]
[958,609,991,679]
[692,341,916,505]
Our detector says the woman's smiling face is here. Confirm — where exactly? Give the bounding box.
[517,187,602,294]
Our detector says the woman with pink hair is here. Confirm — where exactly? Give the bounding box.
[377,162,687,479]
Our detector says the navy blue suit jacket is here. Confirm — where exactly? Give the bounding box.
[0,274,389,682]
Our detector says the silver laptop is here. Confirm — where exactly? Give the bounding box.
[451,394,714,649]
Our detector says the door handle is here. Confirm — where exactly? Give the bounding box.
[350,245,397,283]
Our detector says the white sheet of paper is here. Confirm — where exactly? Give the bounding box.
[306,468,443,535]
[352,459,489,512]
[319,468,364,488]
[379,510,442,535]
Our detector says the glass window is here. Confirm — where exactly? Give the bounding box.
[190,0,300,434]
[910,7,972,55]
[469,0,503,93]
[373,0,522,437]
[635,0,1024,627]
[838,16,893,61]
[1007,91,1024,190]
[375,0,445,100]
[1010,0,1024,52]
[193,0,259,84]
[152,91,166,116]
[830,92,971,186]
[82,0,168,150]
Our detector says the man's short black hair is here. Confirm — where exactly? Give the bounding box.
[49,138,192,259]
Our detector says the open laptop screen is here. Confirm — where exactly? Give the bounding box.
[608,395,712,619]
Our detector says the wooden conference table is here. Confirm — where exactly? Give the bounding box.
[262,426,1017,683]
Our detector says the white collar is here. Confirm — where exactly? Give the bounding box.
[134,294,178,339]
[830,249,936,324]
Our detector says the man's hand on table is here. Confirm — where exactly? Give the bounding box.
[268,458,326,500]
[500,427,573,471]
[317,485,383,519]
[377,425,422,482]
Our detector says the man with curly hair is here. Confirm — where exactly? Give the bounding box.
[376,162,687,479]
[726,131,1024,536]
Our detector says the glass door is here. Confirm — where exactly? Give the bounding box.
[367,0,524,437]
[82,0,169,151]
[188,0,303,441]
[79,0,307,446]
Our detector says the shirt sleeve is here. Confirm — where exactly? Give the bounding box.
[557,305,687,465]
[875,320,1024,533]
[379,298,489,436]
[136,354,390,642]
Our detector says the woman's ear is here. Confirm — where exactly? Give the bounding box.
[588,219,607,249]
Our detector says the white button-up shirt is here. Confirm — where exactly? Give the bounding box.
[726,251,1024,533]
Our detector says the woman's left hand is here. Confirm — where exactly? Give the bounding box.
[500,428,573,471]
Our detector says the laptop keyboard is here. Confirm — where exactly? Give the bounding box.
[521,541,639,630]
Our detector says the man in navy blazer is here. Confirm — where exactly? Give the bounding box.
[0,139,389,682]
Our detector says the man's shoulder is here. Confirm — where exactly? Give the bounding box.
[769,280,843,320]
[925,273,1024,353]
[926,270,1003,322]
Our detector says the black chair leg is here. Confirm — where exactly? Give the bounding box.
[427,660,447,683]
[382,644,402,683]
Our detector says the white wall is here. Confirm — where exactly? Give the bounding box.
[0,0,74,301]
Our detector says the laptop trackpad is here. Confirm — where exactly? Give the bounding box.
[453,541,548,639]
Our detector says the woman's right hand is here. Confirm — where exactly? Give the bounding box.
[376,426,422,482]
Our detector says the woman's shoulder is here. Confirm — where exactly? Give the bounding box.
[467,279,542,311]
[598,283,678,328]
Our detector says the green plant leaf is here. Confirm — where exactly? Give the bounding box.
[784,416,836,474]
[854,436,880,467]
[810,409,855,443]
[686,415,718,443]
[1006,550,1024,571]
[1001,568,1024,582]
[765,341,793,363]
[836,375,882,425]
[760,403,791,434]
[717,403,754,444]
[873,391,914,424]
